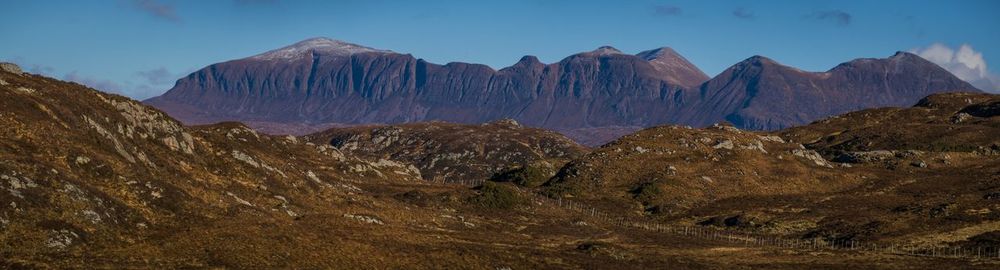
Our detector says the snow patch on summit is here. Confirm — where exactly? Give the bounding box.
[251,38,392,60]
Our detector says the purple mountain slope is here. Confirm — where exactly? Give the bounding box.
[145,38,980,145]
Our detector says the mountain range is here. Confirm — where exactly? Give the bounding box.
[145,38,981,145]
[4,64,1000,268]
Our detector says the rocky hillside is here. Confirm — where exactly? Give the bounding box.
[0,65,458,266]
[305,119,587,183]
[146,38,978,145]
[546,92,1000,253]
[543,124,860,214]
[782,92,1000,155]
[3,66,998,268]
[2,66,627,268]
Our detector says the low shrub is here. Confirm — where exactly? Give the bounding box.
[469,181,524,209]
[490,164,550,187]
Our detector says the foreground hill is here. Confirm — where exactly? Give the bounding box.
[305,119,587,183]
[782,92,1000,155]
[546,92,1000,254]
[146,38,979,145]
[544,124,859,213]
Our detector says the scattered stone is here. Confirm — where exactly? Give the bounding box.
[712,140,734,150]
[634,146,648,154]
[45,230,78,249]
[4,174,37,190]
[15,87,36,94]
[84,116,136,163]
[156,133,196,154]
[75,156,91,165]
[740,140,767,153]
[337,183,363,193]
[316,144,346,161]
[951,112,973,124]
[711,123,741,133]
[756,135,786,143]
[491,118,521,128]
[344,213,384,225]
[232,150,261,168]
[791,149,834,168]
[162,136,181,151]
[306,170,324,185]
[976,144,1000,156]
[81,210,102,224]
[225,191,254,207]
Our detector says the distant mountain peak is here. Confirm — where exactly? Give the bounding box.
[517,55,541,64]
[635,47,679,60]
[636,46,709,88]
[835,51,943,73]
[250,37,392,60]
[726,55,801,72]
[741,55,779,65]
[589,46,624,55]
[891,51,919,59]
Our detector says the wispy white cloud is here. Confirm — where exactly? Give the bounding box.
[911,43,1000,93]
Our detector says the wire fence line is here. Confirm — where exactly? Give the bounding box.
[528,194,1000,260]
[431,179,1000,260]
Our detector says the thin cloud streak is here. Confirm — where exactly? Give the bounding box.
[131,0,180,22]
[805,10,851,26]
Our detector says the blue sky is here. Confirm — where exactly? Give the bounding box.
[2,0,998,99]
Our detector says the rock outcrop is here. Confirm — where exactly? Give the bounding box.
[0,62,22,75]
[305,120,588,183]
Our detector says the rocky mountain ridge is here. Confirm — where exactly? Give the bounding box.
[146,39,980,146]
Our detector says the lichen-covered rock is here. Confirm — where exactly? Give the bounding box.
[791,149,833,168]
[344,213,384,225]
[712,140,734,150]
